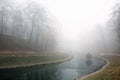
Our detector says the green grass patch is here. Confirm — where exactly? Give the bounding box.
[84,55,120,80]
[0,53,71,68]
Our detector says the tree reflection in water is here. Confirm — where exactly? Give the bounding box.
[15,67,60,80]
[0,65,60,80]
[86,53,92,66]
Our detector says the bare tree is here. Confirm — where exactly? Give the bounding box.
[111,3,120,39]
[0,0,57,52]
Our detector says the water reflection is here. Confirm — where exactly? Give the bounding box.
[0,65,60,80]
[14,65,61,80]
[86,53,92,66]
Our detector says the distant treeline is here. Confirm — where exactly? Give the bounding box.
[0,0,56,52]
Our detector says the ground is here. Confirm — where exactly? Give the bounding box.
[0,53,72,69]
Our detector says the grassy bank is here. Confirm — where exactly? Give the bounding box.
[0,53,72,69]
[83,55,120,80]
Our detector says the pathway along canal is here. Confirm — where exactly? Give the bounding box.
[0,54,106,80]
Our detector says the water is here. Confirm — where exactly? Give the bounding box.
[0,54,106,80]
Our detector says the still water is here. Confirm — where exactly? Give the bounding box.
[0,54,106,80]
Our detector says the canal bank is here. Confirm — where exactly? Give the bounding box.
[79,54,120,80]
[79,56,109,80]
[0,53,72,69]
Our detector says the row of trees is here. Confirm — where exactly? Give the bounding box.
[108,2,120,52]
[0,0,56,52]
[110,2,120,40]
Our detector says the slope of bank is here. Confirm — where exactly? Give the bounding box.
[0,53,72,69]
[0,35,36,51]
[80,55,120,80]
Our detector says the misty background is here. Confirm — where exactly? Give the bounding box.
[0,0,120,55]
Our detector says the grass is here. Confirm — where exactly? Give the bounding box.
[0,53,71,68]
[83,55,120,80]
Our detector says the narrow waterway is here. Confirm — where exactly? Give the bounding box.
[0,54,106,80]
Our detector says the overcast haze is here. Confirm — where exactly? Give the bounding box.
[35,0,119,54]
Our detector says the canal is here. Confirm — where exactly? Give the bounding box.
[0,54,106,80]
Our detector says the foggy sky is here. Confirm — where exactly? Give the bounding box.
[4,0,120,54]
[38,0,120,54]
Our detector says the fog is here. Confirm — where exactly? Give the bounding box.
[0,0,120,55]
[39,0,119,54]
